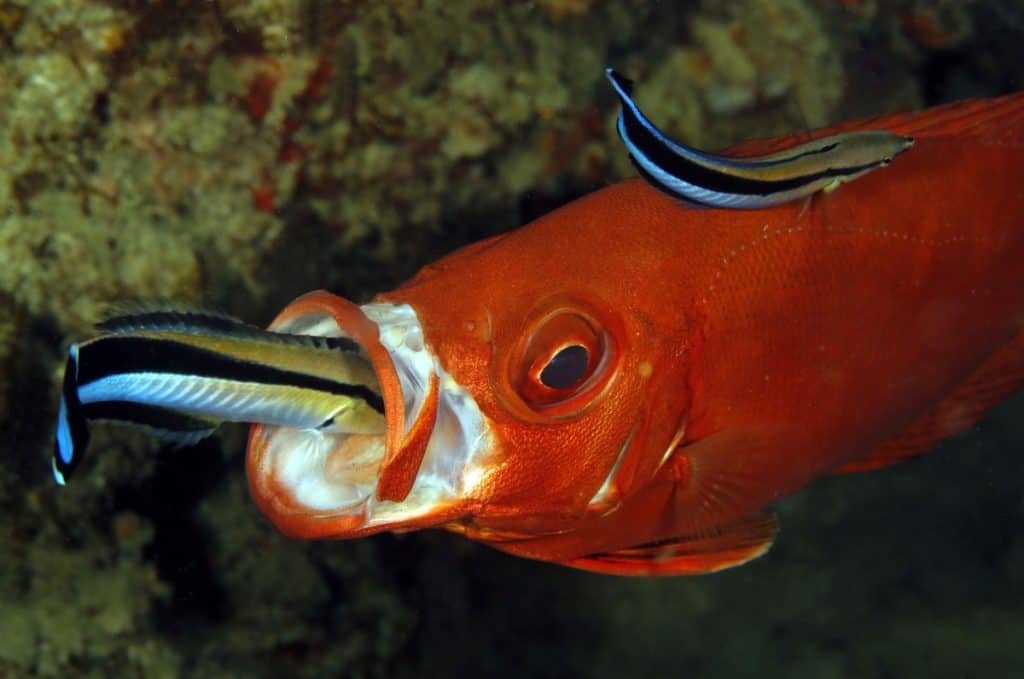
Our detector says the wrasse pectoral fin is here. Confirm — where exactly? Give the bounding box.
[52,309,384,485]
[605,67,914,209]
[563,512,777,576]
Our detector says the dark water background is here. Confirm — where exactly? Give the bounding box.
[1,1,1022,677]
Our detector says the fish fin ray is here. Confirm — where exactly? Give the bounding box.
[91,418,218,449]
[563,512,777,576]
[665,425,797,536]
[148,425,218,449]
[880,92,1024,141]
[724,92,1024,159]
[836,330,1024,474]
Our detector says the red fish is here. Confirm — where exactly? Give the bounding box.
[246,93,1024,575]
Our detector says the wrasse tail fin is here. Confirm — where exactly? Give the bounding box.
[53,346,89,486]
[562,512,777,576]
[836,329,1024,474]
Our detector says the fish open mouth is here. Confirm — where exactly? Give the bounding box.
[246,291,492,537]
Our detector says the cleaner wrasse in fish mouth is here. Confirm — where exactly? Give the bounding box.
[53,311,386,488]
[606,68,914,208]
[57,91,1024,576]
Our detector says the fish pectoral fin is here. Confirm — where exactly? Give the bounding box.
[562,512,778,576]
[835,329,1024,474]
[146,424,219,449]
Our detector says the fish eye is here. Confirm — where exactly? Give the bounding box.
[510,309,610,415]
[539,344,589,389]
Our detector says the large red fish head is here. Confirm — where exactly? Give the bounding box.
[246,187,696,558]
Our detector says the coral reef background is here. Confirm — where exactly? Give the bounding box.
[1,0,1022,676]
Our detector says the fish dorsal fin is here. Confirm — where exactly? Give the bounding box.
[835,329,1024,474]
[878,92,1024,141]
[563,512,777,576]
[724,92,1024,159]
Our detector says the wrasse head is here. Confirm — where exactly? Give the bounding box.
[246,212,690,543]
[827,131,915,167]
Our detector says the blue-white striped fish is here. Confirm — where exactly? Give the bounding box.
[53,310,384,485]
[606,68,914,208]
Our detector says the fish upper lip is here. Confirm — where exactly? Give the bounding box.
[246,291,492,536]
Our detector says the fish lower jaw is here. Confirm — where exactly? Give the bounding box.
[251,296,490,530]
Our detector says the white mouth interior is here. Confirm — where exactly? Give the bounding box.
[258,303,491,525]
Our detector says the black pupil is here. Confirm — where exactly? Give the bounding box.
[539,345,589,389]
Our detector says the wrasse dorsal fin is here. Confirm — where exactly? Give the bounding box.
[97,307,247,335]
[97,307,360,353]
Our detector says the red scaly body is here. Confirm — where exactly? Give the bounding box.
[248,94,1024,575]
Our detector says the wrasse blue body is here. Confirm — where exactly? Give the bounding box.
[53,310,385,485]
[606,68,914,208]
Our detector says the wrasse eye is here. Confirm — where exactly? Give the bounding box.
[511,309,611,415]
[540,345,589,389]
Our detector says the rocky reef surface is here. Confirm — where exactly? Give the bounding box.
[1,0,1022,676]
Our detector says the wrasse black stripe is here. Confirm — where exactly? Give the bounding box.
[77,336,385,414]
[618,102,879,197]
[81,400,217,434]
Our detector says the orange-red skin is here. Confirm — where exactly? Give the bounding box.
[248,94,1024,572]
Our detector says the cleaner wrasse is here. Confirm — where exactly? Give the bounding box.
[244,92,1024,575]
[606,68,915,208]
[53,311,385,490]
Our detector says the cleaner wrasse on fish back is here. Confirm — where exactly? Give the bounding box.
[243,91,1024,575]
[606,68,915,208]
